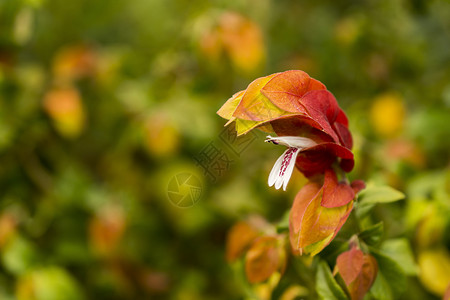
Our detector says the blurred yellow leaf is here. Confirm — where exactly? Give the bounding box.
[279,285,309,300]
[89,204,126,257]
[144,113,180,158]
[43,86,85,138]
[198,11,266,73]
[52,45,97,82]
[220,12,266,73]
[226,221,261,263]
[384,139,425,168]
[16,267,84,300]
[244,236,286,284]
[370,92,405,138]
[418,248,450,296]
[14,8,34,44]
[0,212,17,248]
[415,204,447,249]
[334,17,361,46]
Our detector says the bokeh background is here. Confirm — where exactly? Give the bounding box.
[0,0,449,299]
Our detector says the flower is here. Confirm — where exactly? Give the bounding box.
[265,135,317,190]
[218,70,364,257]
[217,70,354,178]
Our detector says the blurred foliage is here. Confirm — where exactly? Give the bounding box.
[0,0,449,299]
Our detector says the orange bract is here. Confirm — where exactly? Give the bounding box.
[334,246,378,300]
[289,182,353,256]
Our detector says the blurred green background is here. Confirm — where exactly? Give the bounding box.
[0,0,449,299]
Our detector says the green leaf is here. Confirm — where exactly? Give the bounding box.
[358,186,405,205]
[370,271,394,300]
[316,261,349,300]
[276,210,290,233]
[354,202,375,220]
[17,267,85,300]
[370,249,407,300]
[359,222,384,246]
[381,239,418,275]
[1,235,39,275]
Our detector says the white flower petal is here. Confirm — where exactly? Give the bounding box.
[271,147,300,190]
[268,149,288,187]
[282,148,300,191]
[275,175,284,190]
[265,135,317,149]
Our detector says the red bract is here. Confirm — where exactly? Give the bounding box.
[322,169,355,208]
[334,245,378,300]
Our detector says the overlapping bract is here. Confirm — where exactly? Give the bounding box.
[334,245,378,300]
[225,217,287,284]
[218,70,363,256]
[289,182,353,256]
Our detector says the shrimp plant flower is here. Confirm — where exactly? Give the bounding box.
[265,135,317,191]
[217,70,364,256]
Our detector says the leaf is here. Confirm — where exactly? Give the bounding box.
[358,222,384,246]
[279,285,309,300]
[380,239,418,275]
[358,185,405,205]
[316,261,349,300]
[370,92,405,138]
[276,210,290,233]
[444,283,450,300]
[354,202,375,220]
[370,249,407,300]
[370,269,394,300]
[219,12,266,73]
[417,248,450,295]
[16,267,84,300]
[322,169,355,208]
[43,87,85,138]
[2,235,38,275]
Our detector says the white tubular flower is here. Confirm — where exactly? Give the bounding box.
[265,135,317,191]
